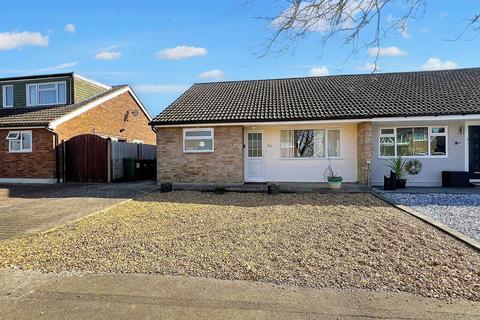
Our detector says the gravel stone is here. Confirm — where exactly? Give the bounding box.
[380,192,480,242]
[0,191,479,301]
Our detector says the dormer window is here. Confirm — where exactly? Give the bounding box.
[2,85,13,108]
[27,81,66,106]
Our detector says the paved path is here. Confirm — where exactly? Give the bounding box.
[0,182,156,240]
[0,270,479,320]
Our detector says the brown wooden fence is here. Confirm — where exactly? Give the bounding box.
[64,134,109,182]
[63,134,156,183]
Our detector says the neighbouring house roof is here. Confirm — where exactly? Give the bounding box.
[0,85,128,128]
[150,68,480,126]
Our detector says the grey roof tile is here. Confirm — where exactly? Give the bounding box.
[151,68,480,125]
[0,85,127,127]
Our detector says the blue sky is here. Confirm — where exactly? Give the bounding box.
[1,1,479,116]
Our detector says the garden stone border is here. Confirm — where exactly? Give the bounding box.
[372,192,480,252]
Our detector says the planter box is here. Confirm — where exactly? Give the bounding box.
[442,171,470,188]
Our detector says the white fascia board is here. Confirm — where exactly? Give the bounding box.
[48,86,152,129]
[126,87,153,121]
[0,178,56,184]
[0,126,46,130]
[73,74,112,90]
[153,118,367,128]
[371,114,480,122]
[49,87,129,129]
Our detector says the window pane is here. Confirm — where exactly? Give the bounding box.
[280,130,294,157]
[39,89,57,104]
[430,136,446,156]
[38,83,55,90]
[327,130,340,157]
[380,136,395,156]
[248,133,262,157]
[28,85,37,105]
[381,128,394,135]
[10,140,21,151]
[313,130,325,157]
[22,132,31,150]
[396,128,413,156]
[185,130,211,137]
[294,130,315,158]
[413,127,428,156]
[185,139,213,151]
[4,86,13,106]
[6,131,20,140]
[431,127,445,134]
[58,83,66,103]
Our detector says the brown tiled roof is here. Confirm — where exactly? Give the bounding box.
[150,68,480,125]
[0,85,127,127]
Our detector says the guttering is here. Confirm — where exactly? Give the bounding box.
[152,113,480,128]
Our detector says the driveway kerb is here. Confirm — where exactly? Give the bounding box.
[371,192,480,252]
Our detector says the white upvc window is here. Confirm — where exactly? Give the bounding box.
[2,85,13,108]
[183,128,214,153]
[379,126,448,158]
[6,130,32,153]
[26,81,67,106]
[280,128,342,159]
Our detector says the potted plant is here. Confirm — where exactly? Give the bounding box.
[387,156,407,189]
[324,161,343,190]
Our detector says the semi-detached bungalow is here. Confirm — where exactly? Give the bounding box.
[150,68,480,187]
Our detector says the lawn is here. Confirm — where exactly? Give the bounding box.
[0,191,479,301]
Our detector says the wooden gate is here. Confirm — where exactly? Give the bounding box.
[65,134,109,182]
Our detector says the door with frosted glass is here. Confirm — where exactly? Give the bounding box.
[245,132,265,182]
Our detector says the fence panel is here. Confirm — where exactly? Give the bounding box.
[111,141,156,181]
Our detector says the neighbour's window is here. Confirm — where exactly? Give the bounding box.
[27,82,66,106]
[133,140,144,144]
[280,129,341,158]
[6,131,32,153]
[183,128,214,152]
[379,127,447,157]
[2,85,13,108]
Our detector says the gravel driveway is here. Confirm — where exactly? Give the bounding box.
[1,191,479,301]
[380,192,480,242]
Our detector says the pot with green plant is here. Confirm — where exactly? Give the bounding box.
[387,155,407,189]
[324,160,343,190]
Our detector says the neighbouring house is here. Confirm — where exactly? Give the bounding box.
[0,72,155,183]
[150,68,480,187]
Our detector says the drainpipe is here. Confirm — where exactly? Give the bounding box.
[46,127,61,183]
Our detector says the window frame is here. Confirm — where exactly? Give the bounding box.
[6,130,32,153]
[279,128,343,160]
[378,126,448,159]
[26,81,67,107]
[183,128,214,153]
[2,85,13,108]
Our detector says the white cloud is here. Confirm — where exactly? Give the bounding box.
[95,51,122,61]
[309,66,329,76]
[368,46,408,57]
[198,69,224,80]
[134,84,189,93]
[356,63,380,72]
[422,57,459,71]
[64,24,75,33]
[36,62,78,73]
[157,45,208,60]
[0,31,49,51]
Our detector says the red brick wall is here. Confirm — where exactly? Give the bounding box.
[55,92,155,144]
[0,129,56,179]
[157,126,244,184]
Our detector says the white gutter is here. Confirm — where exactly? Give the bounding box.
[153,113,480,128]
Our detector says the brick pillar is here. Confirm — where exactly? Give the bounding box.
[357,122,372,185]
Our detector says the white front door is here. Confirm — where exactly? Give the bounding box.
[245,132,266,182]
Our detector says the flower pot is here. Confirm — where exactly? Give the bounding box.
[327,177,343,190]
[396,179,407,189]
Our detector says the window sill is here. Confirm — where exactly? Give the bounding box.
[378,156,448,159]
[27,102,66,107]
[183,150,214,154]
[278,157,344,161]
[9,150,32,154]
